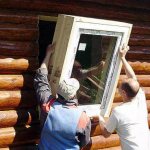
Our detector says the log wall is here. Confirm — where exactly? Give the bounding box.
[0,0,150,149]
[0,11,40,149]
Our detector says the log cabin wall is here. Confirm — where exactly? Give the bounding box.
[0,0,150,149]
[0,12,40,149]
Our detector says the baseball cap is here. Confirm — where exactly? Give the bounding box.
[57,78,80,100]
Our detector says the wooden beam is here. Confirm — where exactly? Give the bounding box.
[0,41,39,57]
[0,1,150,22]
[132,25,150,35]
[79,0,150,11]
[0,12,38,26]
[0,125,40,147]
[0,75,34,90]
[129,36,150,46]
[98,146,121,150]
[0,24,38,41]
[121,61,150,75]
[126,46,150,60]
[0,56,39,74]
[39,15,57,22]
[0,145,37,150]
[0,109,39,128]
[0,90,37,110]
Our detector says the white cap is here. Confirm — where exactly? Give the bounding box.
[57,78,80,100]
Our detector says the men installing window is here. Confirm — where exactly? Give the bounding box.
[34,43,91,150]
[99,45,150,150]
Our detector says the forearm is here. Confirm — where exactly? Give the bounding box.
[121,57,137,80]
[34,44,54,104]
[40,52,51,70]
[99,116,111,138]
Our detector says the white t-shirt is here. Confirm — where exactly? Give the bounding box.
[106,88,150,150]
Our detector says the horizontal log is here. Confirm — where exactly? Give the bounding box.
[129,37,150,46]
[0,75,34,90]
[0,91,37,110]
[0,109,39,128]
[0,1,150,22]
[0,12,38,26]
[132,25,150,35]
[119,75,150,87]
[0,41,38,57]
[126,46,150,60]
[0,144,37,150]
[83,134,120,149]
[121,61,150,75]
[79,0,150,11]
[98,146,121,150]
[114,87,150,102]
[0,56,39,73]
[0,125,40,148]
[0,25,38,41]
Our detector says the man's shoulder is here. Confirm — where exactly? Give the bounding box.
[112,103,128,115]
[136,88,145,97]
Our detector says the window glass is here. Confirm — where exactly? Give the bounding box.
[71,34,117,105]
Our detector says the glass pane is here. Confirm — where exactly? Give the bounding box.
[71,34,117,105]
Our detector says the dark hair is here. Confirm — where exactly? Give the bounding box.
[121,81,139,98]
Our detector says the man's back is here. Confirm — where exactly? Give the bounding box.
[99,46,150,150]
[113,88,149,150]
[39,101,82,150]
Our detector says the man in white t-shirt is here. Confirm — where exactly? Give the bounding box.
[99,45,150,150]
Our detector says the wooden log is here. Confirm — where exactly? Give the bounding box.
[129,36,150,46]
[98,146,121,150]
[0,12,38,26]
[0,25,38,41]
[0,125,40,148]
[0,1,150,22]
[79,0,150,11]
[121,61,150,75]
[0,144,37,150]
[83,134,120,149]
[0,75,34,90]
[126,46,150,60]
[114,87,150,102]
[119,75,150,87]
[0,109,39,128]
[0,91,37,110]
[0,56,39,74]
[0,109,38,128]
[0,41,38,57]
[132,25,150,35]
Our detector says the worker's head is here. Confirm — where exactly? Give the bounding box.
[119,78,140,102]
[57,78,80,100]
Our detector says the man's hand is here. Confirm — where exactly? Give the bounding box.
[98,114,112,138]
[98,114,105,124]
[46,43,56,55]
[40,43,56,69]
[119,44,137,80]
[119,45,129,58]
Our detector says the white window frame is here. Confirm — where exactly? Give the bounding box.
[49,14,132,117]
